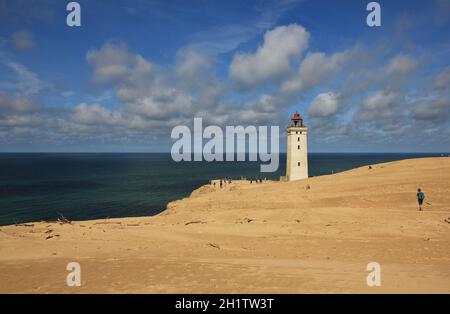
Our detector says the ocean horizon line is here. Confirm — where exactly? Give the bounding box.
[0,151,448,155]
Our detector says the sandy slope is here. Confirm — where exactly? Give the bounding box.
[0,157,449,293]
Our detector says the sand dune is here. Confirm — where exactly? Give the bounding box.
[0,157,449,293]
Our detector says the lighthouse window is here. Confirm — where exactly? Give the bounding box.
[298,137,300,142]
[296,131,298,134]
[298,162,301,166]
[298,145,300,149]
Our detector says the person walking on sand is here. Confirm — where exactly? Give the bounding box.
[220,180,223,189]
[417,188,425,211]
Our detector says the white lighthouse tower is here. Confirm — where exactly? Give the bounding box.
[286,112,308,181]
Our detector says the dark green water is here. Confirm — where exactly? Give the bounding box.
[0,153,446,226]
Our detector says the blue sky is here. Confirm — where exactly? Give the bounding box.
[0,0,449,152]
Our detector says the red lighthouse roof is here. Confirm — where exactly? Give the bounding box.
[291,113,302,121]
[291,112,304,127]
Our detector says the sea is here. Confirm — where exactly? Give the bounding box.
[0,153,446,226]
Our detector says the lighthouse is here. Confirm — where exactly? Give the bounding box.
[286,113,308,181]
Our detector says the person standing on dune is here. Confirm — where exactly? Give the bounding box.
[417,188,425,211]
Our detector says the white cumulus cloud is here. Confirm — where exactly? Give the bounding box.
[229,24,309,89]
[308,92,341,118]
